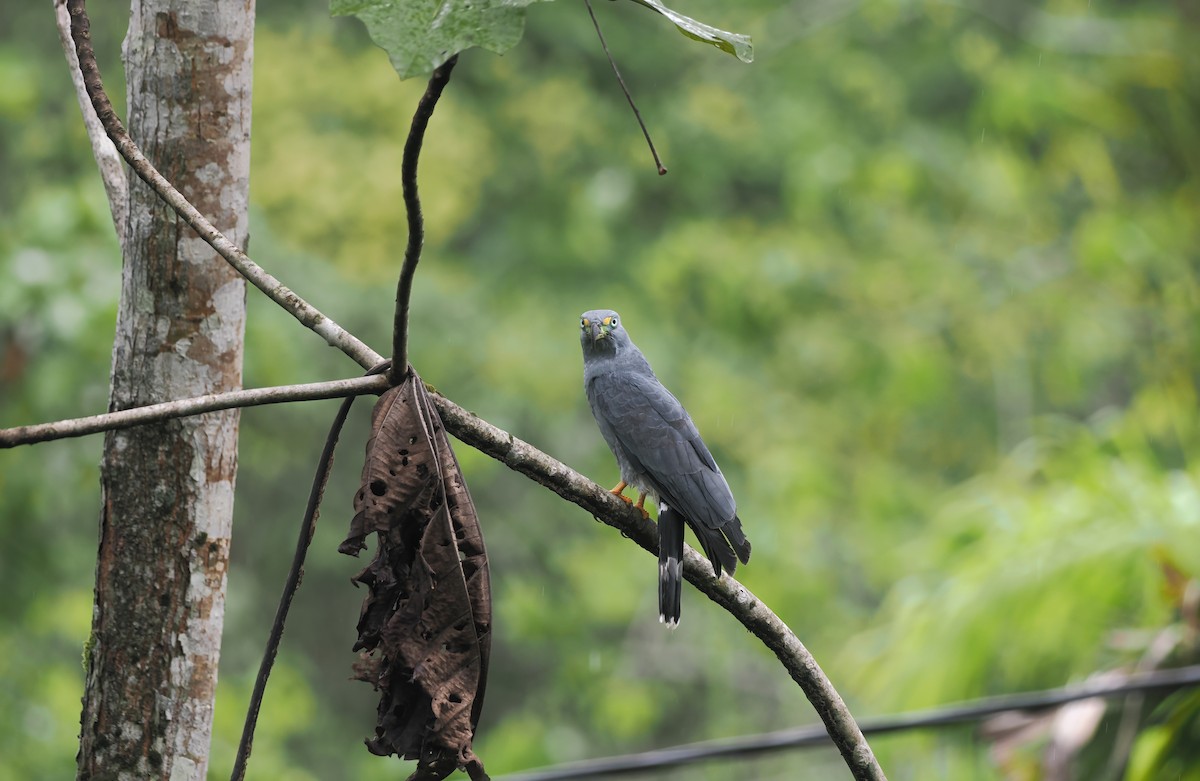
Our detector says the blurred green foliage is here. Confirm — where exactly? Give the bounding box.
[1,0,1197,779]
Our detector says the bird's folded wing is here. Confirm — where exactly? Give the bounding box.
[590,372,736,529]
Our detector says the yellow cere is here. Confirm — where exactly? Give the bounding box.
[602,317,613,326]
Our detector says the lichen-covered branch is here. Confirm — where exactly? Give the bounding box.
[432,395,886,781]
[66,0,378,370]
[0,375,390,448]
[54,0,126,247]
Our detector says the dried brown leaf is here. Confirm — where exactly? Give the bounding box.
[340,379,439,556]
[341,372,491,781]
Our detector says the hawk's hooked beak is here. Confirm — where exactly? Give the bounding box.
[587,321,608,342]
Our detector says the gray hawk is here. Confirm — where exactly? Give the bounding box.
[579,309,751,626]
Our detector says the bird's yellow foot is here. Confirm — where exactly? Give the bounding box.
[609,480,633,504]
[634,492,650,519]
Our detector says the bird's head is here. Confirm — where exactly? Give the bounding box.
[580,309,626,356]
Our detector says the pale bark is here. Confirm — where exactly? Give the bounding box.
[54,0,127,247]
[77,2,254,779]
[1,374,388,448]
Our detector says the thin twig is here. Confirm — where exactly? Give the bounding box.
[495,664,1200,781]
[392,55,459,385]
[585,0,667,176]
[54,0,126,246]
[231,361,390,781]
[65,0,378,370]
[432,396,885,781]
[0,375,389,448]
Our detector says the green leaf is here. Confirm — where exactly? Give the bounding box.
[626,0,753,63]
[1126,725,1171,781]
[332,0,753,80]
[330,0,537,80]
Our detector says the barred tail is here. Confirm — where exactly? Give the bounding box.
[658,504,685,628]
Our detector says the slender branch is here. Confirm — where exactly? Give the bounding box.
[432,396,885,781]
[0,375,389,448]
[65,0,379,370]
[54,0,126,247]
[584,0,667,176]
[4,372,880,776]
[5,383,878,774]
[496,664,1200,781]
[392,55,459,385]
[232,363,389,780]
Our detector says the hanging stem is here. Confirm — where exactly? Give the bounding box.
[231,360,391,780]
[391,55,459,385]
[585,0,667,175]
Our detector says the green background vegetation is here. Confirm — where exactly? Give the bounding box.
[1,0,1197,778]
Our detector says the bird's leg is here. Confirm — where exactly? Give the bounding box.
[634,492,650,519]
[609,480,632,504]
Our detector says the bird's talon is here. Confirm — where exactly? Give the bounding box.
[609,480,632,503]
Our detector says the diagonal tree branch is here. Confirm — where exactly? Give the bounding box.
[432,397,885,780]
[65,0,378,370]
[4,371,882,777]
[392,55,458,385]
[53,0,126,247]
[0,375,389,448]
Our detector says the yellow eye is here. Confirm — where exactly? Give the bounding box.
[581,318,589,328]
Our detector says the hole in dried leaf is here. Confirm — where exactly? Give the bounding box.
[370,480,387,497]
[448,692,462,704]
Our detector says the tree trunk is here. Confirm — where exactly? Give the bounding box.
[77,2,254,778]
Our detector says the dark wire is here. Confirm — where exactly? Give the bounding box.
[497,663,1200,780]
